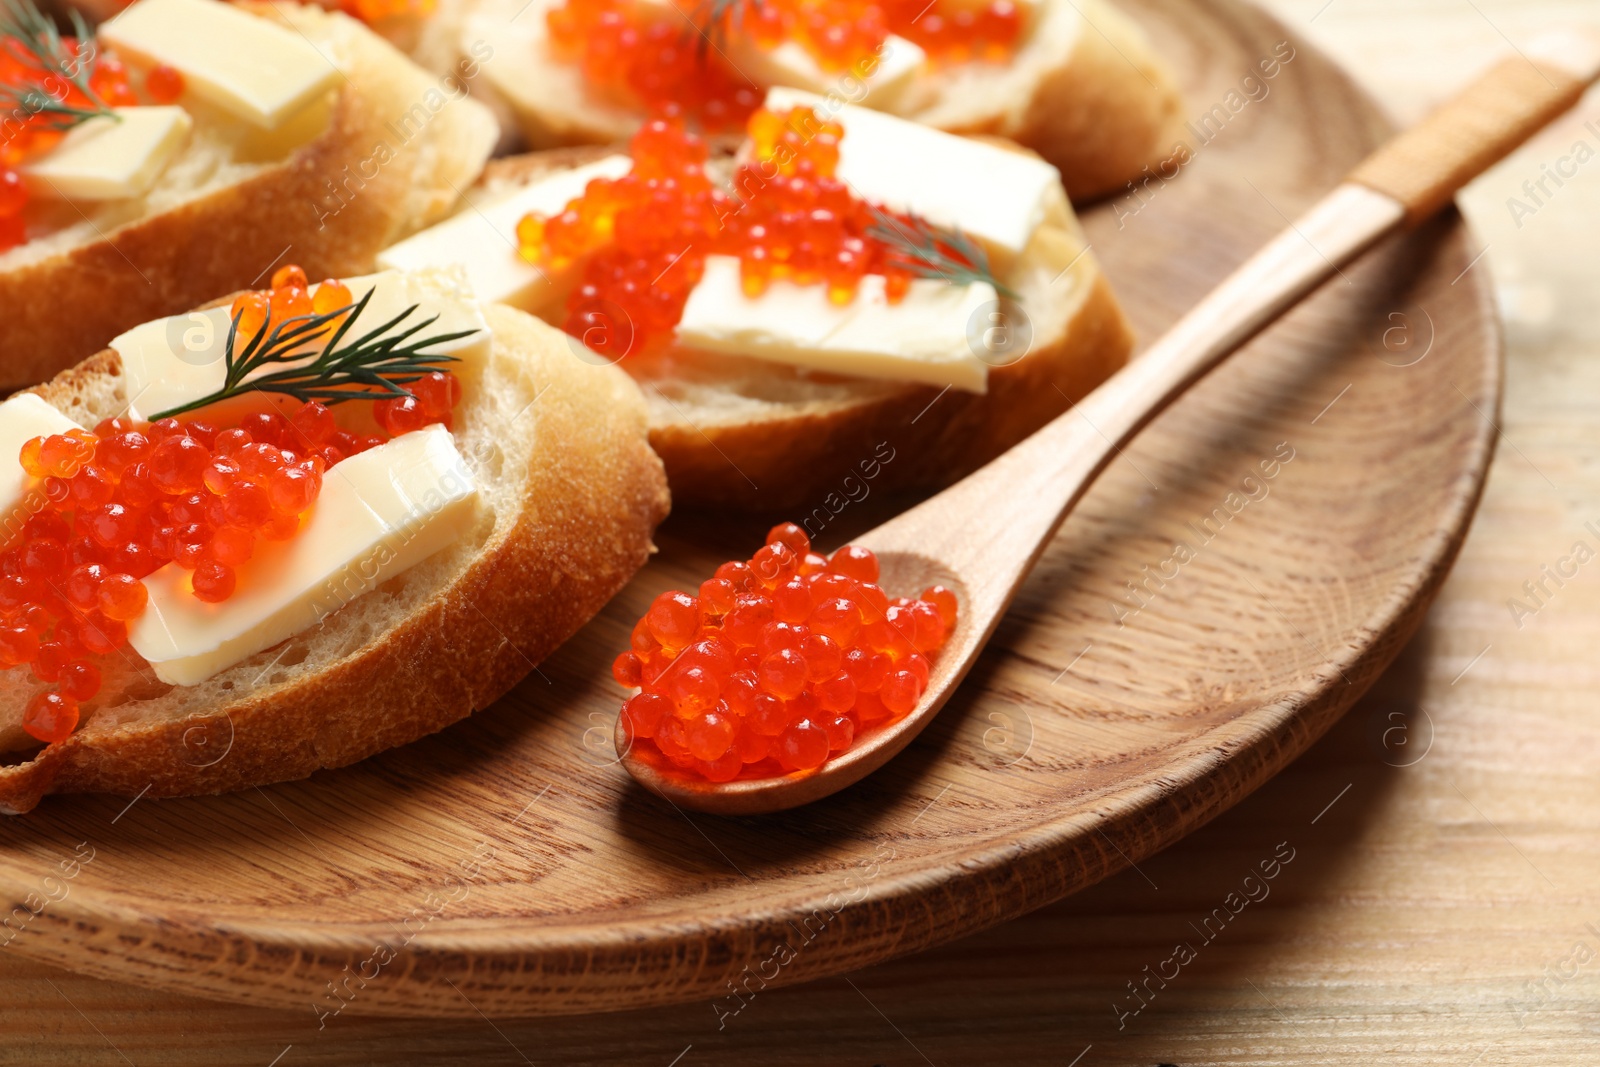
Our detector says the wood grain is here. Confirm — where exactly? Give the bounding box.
[0,0,1498,1020]
[5,0,1579,1057]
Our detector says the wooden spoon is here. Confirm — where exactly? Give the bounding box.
[621,31,1600,814]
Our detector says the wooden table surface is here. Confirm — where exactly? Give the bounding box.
[6,1,1600,1063]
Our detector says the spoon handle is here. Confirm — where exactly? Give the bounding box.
[1350,33,1600,226]
[862,31,1600,628]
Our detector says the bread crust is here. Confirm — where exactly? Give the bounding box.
[0,304,670,814]
[0,2,498,391]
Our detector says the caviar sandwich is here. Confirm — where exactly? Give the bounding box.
[463,0,1183,202]
[0,0,496,389]
[0,266,668,813]
[379,89,1135,507]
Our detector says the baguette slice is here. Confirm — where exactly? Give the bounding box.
[0,299,670,814]
[458,146,1134,510]
[466,0,1184,202]
[0,1,498,391]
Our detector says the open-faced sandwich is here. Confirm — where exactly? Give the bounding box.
[0,266,669,813]
[0,0,496,389]
[378,88,1134,508]
[460,0,1183,201]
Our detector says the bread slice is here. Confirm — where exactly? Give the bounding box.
[0,300,670,814]
[0,1,498,392]
[361,0,529,154]
[462,145,1134,510]
[465,0,1183,201]
[896,0,1187,203]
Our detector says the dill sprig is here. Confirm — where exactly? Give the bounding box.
[686,0,757,63]
[866,206,1020,300]
[0,0,117,133]
[149,288,477,420]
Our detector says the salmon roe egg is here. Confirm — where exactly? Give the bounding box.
[144,64,185,104]
[96,572,147,620]
[312,279,354,316]
[375,395,428,437]
[410,371,462,419]
[191,560,236,603]
[22,691,77,744]
[269,285,312,321]
[0,168,26,226]
[612,530,956,781]
[231,291,270,340]
[271,264,309,291]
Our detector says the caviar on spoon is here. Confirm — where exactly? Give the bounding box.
[613,523,957,785]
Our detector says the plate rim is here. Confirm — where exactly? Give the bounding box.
[0,0,1506,1014]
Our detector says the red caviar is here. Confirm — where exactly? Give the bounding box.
[7,415,328,737]
[880,0,1024,64]
[143,63,185,104]
[0,26,188,252]
[546,0,1024,130]
[613,522,958,781]
[545,0,762,133]
[6,266,462,746]
[338,0,439,22]
[518,107,981,356]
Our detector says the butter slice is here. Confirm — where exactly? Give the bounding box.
[763,87,1059,255]
[377,155,633,311]
[0,394,79,541]
[100,0,340,129]
[725,34,924,111]
[111,270,490,422]
[129,425,478,686]
[677,254,995,392]
[22,106,191,200]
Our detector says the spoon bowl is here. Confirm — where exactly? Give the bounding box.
[617,550,973,815]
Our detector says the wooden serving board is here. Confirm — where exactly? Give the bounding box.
[0,0,1499,1019]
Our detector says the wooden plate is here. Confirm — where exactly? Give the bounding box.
[0,0,1498,1018]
